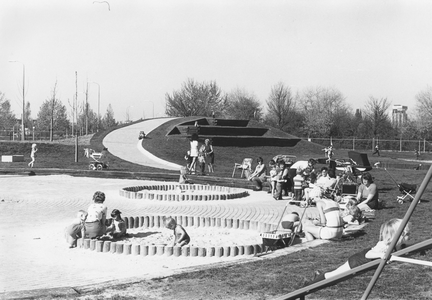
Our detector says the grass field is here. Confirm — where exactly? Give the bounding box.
[1,119,432,299]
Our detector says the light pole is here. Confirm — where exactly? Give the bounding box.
[90,82,100,132]
[9,60,25,141]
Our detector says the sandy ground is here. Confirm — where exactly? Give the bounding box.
[0,174,317,294]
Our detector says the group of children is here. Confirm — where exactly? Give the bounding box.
[64,208,127,248]
[65,210,190,249]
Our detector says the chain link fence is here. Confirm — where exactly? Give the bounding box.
[0,129,88,141]
[306,137,432,153]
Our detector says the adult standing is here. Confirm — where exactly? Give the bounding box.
[274,158,290,200]
[247,157,267,191]
[203,138,214,173]
[188,133,199,174]
[356,172,379,211]
[303,198,344,241]
[85,191,108,238]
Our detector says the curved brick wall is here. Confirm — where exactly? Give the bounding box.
[120,184,249,201]
[79,214,281,257]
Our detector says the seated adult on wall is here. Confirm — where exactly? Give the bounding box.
[356,172,379,211]
[85,191,108,238]
[303,198,344,241]
[289,158,317,192]
[247,157,267,191]
[274,158,291,200]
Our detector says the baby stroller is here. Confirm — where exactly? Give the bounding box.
[384,168,417,204]
[84,148,109,171]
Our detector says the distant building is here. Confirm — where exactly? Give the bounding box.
[392,105,408,128]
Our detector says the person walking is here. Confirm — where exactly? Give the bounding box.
[372,144,380,156]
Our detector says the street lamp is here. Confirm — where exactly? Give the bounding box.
[90,82,100,132]
[9,60,25,141]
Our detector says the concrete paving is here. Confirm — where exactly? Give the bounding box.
[0,118,320,299]
[103,118,183,170]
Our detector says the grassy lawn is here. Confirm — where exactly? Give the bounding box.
[1,119,432,299]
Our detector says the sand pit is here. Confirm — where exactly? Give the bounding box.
[123,227,262,247]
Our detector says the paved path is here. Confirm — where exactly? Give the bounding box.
[0,118,320,298]
[103,118,183,170]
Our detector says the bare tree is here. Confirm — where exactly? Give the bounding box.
[226,88,262,120]
[363,96,392,138]
[265,82,297,130]
[298,86,347,138]
[0,91,16,131]
[49,81,58,141]
[165,79,228,117]
[415,86,432,136]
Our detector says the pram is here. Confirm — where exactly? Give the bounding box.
[84,148,109,171]
[384,168,418,204]
[260,201,309,252]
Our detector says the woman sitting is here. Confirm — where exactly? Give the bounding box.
[247,157,267,191]
[85,191,108,238]
[356,172,379,211]
[303,198,344,241]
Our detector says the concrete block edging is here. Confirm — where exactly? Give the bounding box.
[119,184,249,201]
[78,214,277,258]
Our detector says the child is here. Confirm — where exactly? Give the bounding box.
[304,218,411,286]
[179,166,192,184]
[165,216,190,247]
[281,212,302,233]
[106,209,127,239]
[267,160,279,195]
[184,150,192,170]
[28,143,38,168]
[197,151,206,175]
[64,210,88,248]
[293,168,305,201]
[341,199,363,225]
[303,172,322,203]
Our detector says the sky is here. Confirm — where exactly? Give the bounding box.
[1,0,432,122]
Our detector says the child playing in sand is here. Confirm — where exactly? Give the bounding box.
[28,143,38,168]
[304,218,411,286]
[106,209,127,238]
[165,217,190,247]
[65,210,88,248]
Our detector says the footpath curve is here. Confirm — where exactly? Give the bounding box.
[103,118,182,171]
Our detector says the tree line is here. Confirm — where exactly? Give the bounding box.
[1,79,432,142]
[166,79,432,142]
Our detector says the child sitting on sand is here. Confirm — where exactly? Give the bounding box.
[165,217,190,247]
[106,209,127,238]
[65,210,88,248]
